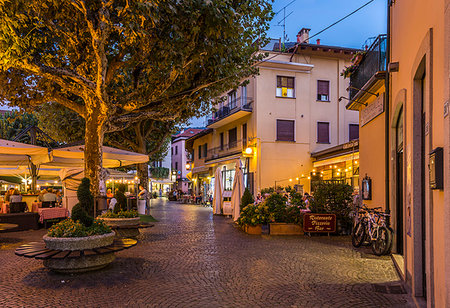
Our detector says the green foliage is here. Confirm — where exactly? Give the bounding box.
[150,167,169,179]
[77,178,94,217]
[238,203,271,227]
[71,203,94,227]
[310,182,353,226]
[47,218,111,237]
[240,188,254,211]
[264,193,288,222]
[101,210,138,218]
[114,189,128,213]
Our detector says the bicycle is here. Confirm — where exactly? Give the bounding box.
[351,205,392,256]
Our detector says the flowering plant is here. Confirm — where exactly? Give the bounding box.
[47,218,111,237]
[238,203,272,226]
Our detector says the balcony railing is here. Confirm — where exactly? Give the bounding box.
[349,35,387,100]
[205,139,245,161]
[206,97,253,126]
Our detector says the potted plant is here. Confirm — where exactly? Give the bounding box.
[237,203,271,235]
[265,191,304,235]
[309,182,353,234]
[42,178,116,273]
[99,210,141,238]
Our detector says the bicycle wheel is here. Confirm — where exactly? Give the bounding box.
[371,226,391,256]
[352,221,366,247]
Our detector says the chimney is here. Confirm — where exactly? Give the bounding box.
[316,39,321,45]
[297,28,311,44]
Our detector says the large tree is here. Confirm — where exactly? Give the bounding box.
[0,0,272,197]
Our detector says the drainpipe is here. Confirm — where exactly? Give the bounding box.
[385,0,391,227]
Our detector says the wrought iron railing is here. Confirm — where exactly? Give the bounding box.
[206,97,253,126]
[349,35,387,100]
[205,139,244,161]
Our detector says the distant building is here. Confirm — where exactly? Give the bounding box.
[171,128,204,193]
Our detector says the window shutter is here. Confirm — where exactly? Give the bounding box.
[287,77,294,88]
[317,80,329,95]
[317,122,330,143]
[228,127,237,146]
[349,124,359,141]
[277,120,295,141]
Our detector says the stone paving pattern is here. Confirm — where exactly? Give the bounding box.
[0,199,414,307]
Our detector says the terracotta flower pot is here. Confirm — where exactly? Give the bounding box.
[245,224,262,235]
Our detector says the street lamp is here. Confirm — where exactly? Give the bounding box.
[185,163,191,170]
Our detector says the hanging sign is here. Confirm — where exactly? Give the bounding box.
[303,214,336,232]
[361,95,384,127]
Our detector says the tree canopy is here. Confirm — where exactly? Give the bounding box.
[0,0,273,195]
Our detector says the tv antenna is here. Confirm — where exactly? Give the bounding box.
[274,0,296,48]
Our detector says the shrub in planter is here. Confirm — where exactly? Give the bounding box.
[71,203,94,227]
[101,210,139,218]
[77,178,94,217]
[264,193,288,222]
[240,188,254,212]
[310,182,353,231]
[237,203,271,227]
[114,188,128,213]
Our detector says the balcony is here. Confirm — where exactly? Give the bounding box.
[349,35,387,101]
[205,139,245,162]
[206,97,253,128]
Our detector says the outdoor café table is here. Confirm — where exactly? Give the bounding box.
[37,207,69,227]
[31,202,42,213]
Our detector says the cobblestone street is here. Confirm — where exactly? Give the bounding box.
[0,199,414,308]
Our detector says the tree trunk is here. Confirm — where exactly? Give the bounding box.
[84,106,107,199]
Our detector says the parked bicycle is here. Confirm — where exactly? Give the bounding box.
[351,204,392,256]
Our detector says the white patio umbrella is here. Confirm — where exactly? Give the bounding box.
[45,145,149,168]
[0,139,49,166]
[231,160,245,221]
[213,167,223,215]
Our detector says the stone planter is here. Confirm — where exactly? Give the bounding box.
[243,224,262,235]
[42,232,116,273]
[43,232,115,251]
[99,217,141,239]
[269,223,303,235]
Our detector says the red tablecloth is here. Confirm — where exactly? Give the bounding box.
[37,208,68,223]
[31,202,42,213]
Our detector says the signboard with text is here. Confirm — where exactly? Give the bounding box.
[303,214,336,233]
[361,95,384,127]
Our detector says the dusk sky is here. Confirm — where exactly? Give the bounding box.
[189,0,387,128]
[268,0,387,49]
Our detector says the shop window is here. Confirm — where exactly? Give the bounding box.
[317,122,330,143]
[276,76,295,98]
[317,80,330,101]
[229,127,237,148]
[349,124,359,141]
[276,119,295,142]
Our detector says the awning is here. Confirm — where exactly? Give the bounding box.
[313,152,359,168]
[0,139,49,166]
[45,145,148,168]
[192,165,210,174]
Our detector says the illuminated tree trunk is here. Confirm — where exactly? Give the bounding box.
[84,101,107,199]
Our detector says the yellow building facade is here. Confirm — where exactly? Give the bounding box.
[347,1,450,306]
[188,32,360,198]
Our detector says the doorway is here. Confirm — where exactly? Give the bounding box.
[396,110,404,255]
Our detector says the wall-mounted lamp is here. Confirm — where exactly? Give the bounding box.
[185,163,191,170]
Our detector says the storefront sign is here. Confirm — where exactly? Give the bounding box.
[361,95,384,127]
[303,214,336,232]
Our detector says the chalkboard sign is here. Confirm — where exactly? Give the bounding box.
[303,214,336,233]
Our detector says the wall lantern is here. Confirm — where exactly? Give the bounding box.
[243,146,254,157]
[185,163,191,170]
